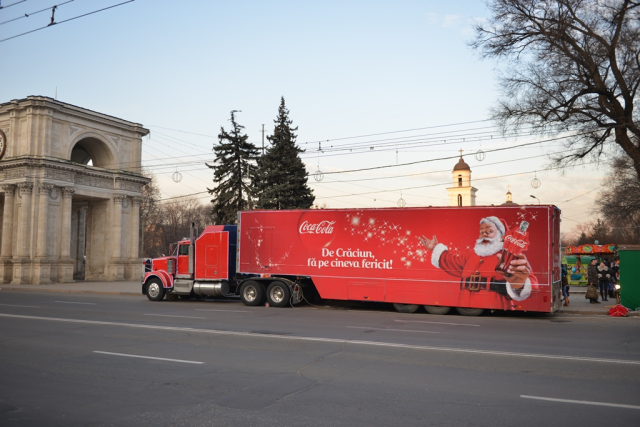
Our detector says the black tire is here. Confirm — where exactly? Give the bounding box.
[240,280,265,306]
[456,307,484,316]
[266,281,291,308]
[424,305,451,315]
[393,303,420,313]
[146,278,165,301]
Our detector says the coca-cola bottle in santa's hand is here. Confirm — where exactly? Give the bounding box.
[495,221,530,278]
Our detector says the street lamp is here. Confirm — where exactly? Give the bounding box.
[530,195,540,205]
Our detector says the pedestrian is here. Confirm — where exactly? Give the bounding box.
[585,282,600,303]
[587,258,598,288]
[561,264,570,306]
[609,259,620,299]
[597,261,611,302]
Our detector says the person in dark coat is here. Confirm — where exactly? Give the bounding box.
[561,264,570,306]
[597,261,611,302]
[587,259,598,286]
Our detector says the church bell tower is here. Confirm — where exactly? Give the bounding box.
[446,150,477,207]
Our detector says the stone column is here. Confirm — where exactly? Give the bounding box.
[1,185,16,258]
[0,184,16,284]
[11,182,34,285]
[112,195,124,259]
[108,195,125,280]
[60,188,75,259]
[126,197,142,280]
[56,187,75,282]
[35,183,53,258]
[33,183,54,284]
[15,182,34,258]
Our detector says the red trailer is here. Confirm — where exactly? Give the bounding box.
[143,205,562,316]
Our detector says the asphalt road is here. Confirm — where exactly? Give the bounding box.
[0,292,639,427]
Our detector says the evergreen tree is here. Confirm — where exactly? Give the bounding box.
[255,97,314,209]
[207,111,259,224]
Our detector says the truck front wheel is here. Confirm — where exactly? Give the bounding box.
[266,281,291,307]
[240,280,265,306]
[146,278,165,302]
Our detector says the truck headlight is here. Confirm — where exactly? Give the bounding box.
[615,284,621,290]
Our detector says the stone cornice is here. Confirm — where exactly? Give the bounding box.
[0,156,150,185]
[0,157,150,195]
[0,96,149,137]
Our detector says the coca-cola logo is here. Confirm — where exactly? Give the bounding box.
[505,234,527,248]
[299,220,335,235]
[297,211,338,249]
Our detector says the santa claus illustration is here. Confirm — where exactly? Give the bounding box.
[418,216,537,310]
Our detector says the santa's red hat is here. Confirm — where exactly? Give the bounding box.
[480,216,508,236]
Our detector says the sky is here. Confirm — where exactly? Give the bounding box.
[0,0,611,236]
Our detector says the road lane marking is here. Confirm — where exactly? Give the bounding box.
[2,313,639,365]
[195,309,250,313]
[93,351,203,364]
[347,326,440,334]
[55,301,97,305]
[144,314,205,319]
[521,395,640,410]
[395,320,480,327]
[0,303,40,308]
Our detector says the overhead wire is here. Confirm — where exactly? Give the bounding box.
[0,0,134,43]
[0,0,74,26]
[0,0,27,11]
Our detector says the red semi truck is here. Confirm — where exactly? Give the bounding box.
[142,205,562,315]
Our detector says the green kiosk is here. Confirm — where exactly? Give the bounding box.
[618,244,640,311]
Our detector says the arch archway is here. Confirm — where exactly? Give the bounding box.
[68,133,116,169]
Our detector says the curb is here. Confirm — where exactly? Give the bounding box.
[0,288,141,297]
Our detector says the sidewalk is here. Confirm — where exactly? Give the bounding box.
[0,280,636,316]
[0,280,141,296]
[558,286,630,316]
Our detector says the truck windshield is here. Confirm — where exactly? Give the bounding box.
[170,245,179,256]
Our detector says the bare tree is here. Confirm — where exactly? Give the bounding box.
[594,157,640,242]
[144,196,213,258]
[140,168,161,258]
[472,0,640,179]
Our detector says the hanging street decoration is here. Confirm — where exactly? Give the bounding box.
[531,171,541,189]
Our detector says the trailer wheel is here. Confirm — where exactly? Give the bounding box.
[456,307,484,316]
[240,280,265,306]
[393,303,419,313]
[424,305,451,315]
[266,281,291,307]
[146,278,165,302]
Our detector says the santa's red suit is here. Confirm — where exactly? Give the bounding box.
[431,244,538,310]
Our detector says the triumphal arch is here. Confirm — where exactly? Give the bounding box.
[0,96,150,284]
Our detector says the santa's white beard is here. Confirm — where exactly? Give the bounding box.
[474,236,503,257]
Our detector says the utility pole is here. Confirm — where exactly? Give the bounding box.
[261,124,265,156]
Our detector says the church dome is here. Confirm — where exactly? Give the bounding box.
[453,156,471,172]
